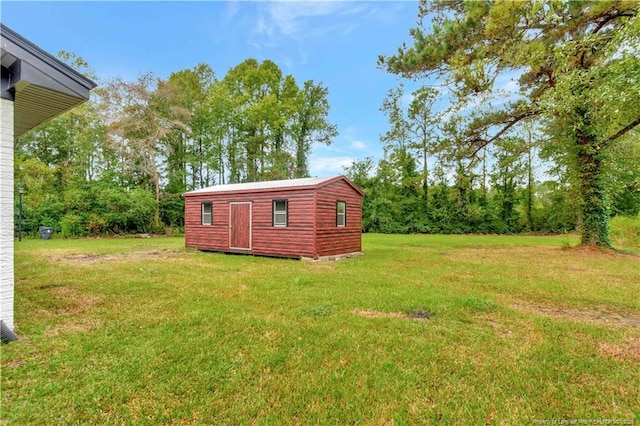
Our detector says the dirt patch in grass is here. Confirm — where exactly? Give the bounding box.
[409,309,435,319]
[54,250,185,265]
[351,308,433,321]
[6,359,25,369]
[36,284,65,290]
[45,317,104,338]
[36,286,104,315]
[564,244,639,257]
[51,286,103,304]
[599,338,640,362]
[454,245,633,260]
[34,286,105,336]
[352,308,406,319]
[511,302,640,328]
[446,246,638,270]
[484,318,514,338]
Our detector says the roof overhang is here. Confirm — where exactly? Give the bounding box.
[1,23,97,138]
[184,175,365,197]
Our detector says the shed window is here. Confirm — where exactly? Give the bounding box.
[273,200,288,227]
[201,202,212,225]
[337,201,346,227]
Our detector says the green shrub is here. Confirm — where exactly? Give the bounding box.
[609,214,640,252]
[86,213,107,235]
[60,213,87,238]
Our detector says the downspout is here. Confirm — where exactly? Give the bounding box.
[1,320,18,343]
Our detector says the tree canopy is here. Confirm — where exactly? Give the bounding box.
[379,0,640,247]
[13,12,640,244]
[15,57,337,236]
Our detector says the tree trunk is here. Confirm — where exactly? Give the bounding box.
[181,132,187,190]
[199,136,204,188]
[422,144,429,204]
[576,139,610,247]
[572,102,610,247]
[481,147,487,205]
[526,143,534,231]
[295,138,307,178]
[152,154,161,231]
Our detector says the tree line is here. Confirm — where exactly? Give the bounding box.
[344,79,639,235]
[14,1,640,246]
[15,58,336,236]
[375,0,640,246]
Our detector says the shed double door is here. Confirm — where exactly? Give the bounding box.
[229,202,251,250]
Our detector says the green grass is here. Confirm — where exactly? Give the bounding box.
[3,234,639,424]
[610,214,640,253]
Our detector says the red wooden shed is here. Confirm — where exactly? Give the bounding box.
[184,175,364,259]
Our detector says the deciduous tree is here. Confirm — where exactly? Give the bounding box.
[380,0,640,247]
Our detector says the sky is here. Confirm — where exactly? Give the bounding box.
[1,0,426,178]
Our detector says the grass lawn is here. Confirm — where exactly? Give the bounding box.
[3,234,639,424]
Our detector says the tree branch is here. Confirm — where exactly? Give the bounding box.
[467,109,540,158]
[591,10,636,35]
[601,115,640,147]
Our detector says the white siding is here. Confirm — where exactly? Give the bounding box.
[0,98,14,330]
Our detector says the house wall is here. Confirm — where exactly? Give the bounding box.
[315,179,363,257]
[0,98,15,329]
[185,188,317,258]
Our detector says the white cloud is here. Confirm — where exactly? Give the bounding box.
[245,1,411,72]
[350,140,367,150]
[309,155,355,176]
[251,1,376,48]
[221,1,241,28]
[313,142,345,154]
[297,46,308,65]
[256,16,273,38]
[267,2,360,37]
[328,126,372,153]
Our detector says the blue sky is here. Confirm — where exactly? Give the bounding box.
[2,1,425,177]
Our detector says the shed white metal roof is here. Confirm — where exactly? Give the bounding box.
[185,176,341,195]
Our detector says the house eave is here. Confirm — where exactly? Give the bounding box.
[1,23,97,138]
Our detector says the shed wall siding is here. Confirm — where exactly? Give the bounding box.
[315,180,362,257]
[185,189,316,258]
[184,198,230,249]
[0,99,15,329]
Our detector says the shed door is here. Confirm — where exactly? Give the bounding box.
[229,202,251,250]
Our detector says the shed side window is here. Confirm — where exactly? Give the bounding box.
[336,201,346,227]
[273,200,288,227]
[201,202,212,225]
